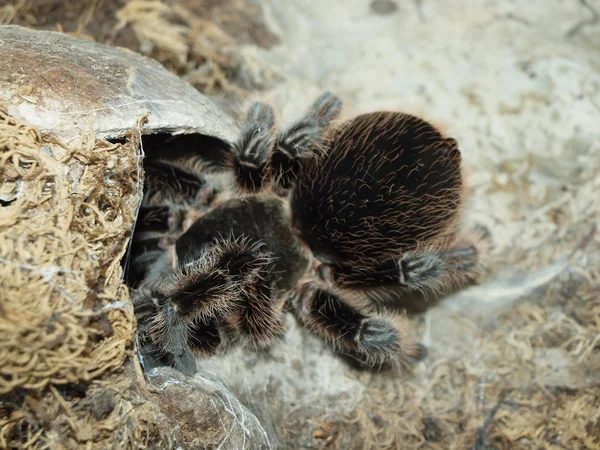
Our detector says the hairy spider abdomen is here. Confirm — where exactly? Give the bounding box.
[291,111,463,263]
[176,196,311,292]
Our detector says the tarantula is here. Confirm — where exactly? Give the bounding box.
[130,93,485,376]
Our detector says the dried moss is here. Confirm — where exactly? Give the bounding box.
[0,106,175,449]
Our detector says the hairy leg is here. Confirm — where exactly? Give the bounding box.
[223,281,287,351]
[133,236,280,374]
[128,158,219,286]
[320,234,487,312]
[231,93,342,193]
[331,238,483,288]
[289,282,425,370]
[142,159,210,206]
[127,205,186,286]
[270,92,342,193]
[231,102,277,192]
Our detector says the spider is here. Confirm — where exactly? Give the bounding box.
[130,93,486,376]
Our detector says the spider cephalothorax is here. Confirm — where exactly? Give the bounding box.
[130,93,486,375]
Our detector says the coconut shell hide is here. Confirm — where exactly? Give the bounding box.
[0,25,237,143]
[0,25,274,450]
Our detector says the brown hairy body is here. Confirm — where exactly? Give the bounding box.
[129,93,486,375]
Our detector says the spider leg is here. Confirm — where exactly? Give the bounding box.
[128,237,165,287]
[136,205,185,234]
[231,102,277,192]
[327,237,486,310]
[141,133,231,172]
[133,285,197,375]
[225,277,287,350]
[170,236,273,319]
[289,282,425,370]
[142,159,210,206]
[176,230,286,350]
[270,92,342,193]
[128,158,219,286]
[133,235,277,374]
[128,204,188,286]
[136,287,228,375]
